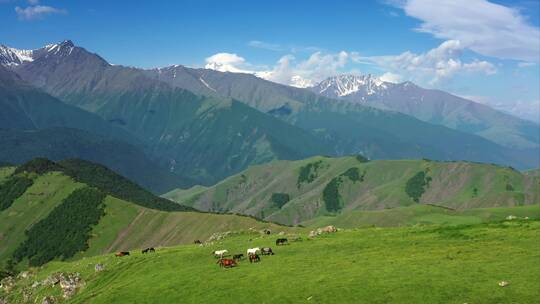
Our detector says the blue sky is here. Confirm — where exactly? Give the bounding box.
[1,0,539,122]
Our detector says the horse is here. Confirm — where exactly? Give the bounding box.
[247,247,260,256]
[249,254,261,263]
[233,254,244,261]
[115,251,130,257]
[194,240,202,245]
[261,247,274,255]
[276,238,288,246]
[142,247,156,254]
[213,249,228,258]
[217,258,237,268]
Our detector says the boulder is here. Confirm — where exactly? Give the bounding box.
[0,276,15,292]
[42,296,55,304]
[95,263,105,272]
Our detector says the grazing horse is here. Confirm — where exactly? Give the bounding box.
[115,251,130,257]
[249,254,261,263]
[194,240,202,245]
[142,247,156,254]
[233,254,244,261]
[213,250,228,258]
[276,238,288,246]
[261,247,274,255]
[247,247,260,256]
[217,258,237,268]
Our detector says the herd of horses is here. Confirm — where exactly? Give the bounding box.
[114,237,290,269]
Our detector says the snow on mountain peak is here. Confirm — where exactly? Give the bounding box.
[290,75,314,88]
[0,40,77,66]
[314,74,389,97]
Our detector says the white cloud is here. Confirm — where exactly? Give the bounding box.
[205,51,351,87]
[27,0,39,4]
[204,53,255,74]
[379,72,402,83]
[15,5,66,20]
[354,40,497,84]
[393,0,540,62]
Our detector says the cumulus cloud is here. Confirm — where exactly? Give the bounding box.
[205,51,351,87]
[392,0,540,62]
[15,4,67,20]
[204,53,255,74]
[354,40,497,84]
[379,72,403,83]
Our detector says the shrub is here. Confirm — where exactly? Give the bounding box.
[405,171,430,203]
[323,177,343,212]
[297,161,323,188]
[355,154,369,163]
[271,193,290,208]
[13,187,106,266]
[0,176,33,211]
[506,183,514,191]
[341,167,365,182]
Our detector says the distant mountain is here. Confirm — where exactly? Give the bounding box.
[0,65,192,193]
[310,74,540,149]
[6,42,329,185]
[165,156,540,225]
[145,64,539,169]
[5,41,539,174]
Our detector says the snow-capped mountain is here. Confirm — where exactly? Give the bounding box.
[0,40,76,66]
[310,74,538,149]
[312,74,392,98]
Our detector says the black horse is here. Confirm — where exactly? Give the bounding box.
[142,247,156,254]
[276,238,288,246]
[233,254,244,261]
[261,247,274,255]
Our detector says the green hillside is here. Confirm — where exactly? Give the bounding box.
[1,219,539,303]
[165,156,540,225]
[0,160,295,270]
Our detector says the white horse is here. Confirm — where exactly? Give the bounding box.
[213,250,228,258]
[247,247,260,256]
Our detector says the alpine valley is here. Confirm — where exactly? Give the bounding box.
[0,36,539,304]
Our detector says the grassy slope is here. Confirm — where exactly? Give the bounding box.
[0,172,84,264]
[0,169,299,266]
[3,220,539,304]
[303,204,540,228]
[79,196,300,257]
[166,157,540,225]
[0,166,15,183]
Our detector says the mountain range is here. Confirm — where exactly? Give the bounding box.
[1,40,539,192]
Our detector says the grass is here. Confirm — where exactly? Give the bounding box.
[302,204,540,228]
[2,219,539,303]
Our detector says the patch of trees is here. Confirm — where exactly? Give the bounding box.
[405,171,432,203]
[505,183,514,191]
[297,160,323,188]
[323,177,342,212]
[0,176,33,211]
[341,167,365,182]
[13,187,106,266]
[13,158,62,175]
[57,159,196,212]
[271,193,290,208]
[355,154,369,163]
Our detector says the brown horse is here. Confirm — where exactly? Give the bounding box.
[217,258,237,268]
[249,254,261,263]
[115,251,130,257]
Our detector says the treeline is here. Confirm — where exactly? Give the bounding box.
[13,187,106,266]
[12,158,195,212]
[0,176,33,211]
